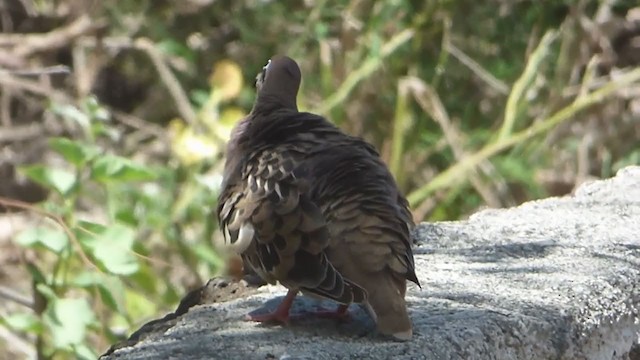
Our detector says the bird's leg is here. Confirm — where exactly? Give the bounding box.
[246,289,298,324]
[309,304,351,322]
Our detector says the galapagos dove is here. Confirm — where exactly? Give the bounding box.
[217,56,420,340]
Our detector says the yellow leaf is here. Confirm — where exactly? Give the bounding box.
[169,118,218,165]
[212,107,246,141]
[209,60,244,102]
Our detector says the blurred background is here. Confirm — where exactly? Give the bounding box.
[0,0,639,358]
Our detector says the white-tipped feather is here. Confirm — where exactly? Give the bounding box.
[275,183,283,200]
[229,222,255,253]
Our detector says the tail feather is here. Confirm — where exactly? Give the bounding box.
[365,272,412,341]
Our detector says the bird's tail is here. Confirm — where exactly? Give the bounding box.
[367,274,412,341]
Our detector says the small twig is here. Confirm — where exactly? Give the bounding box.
[498,30,558,141]
[389,79,411,186]
[1,85,11,126]
[314,29,415,117]
[561,76,615,97]
[445,42,510,95]
[412,194,437,223]
[0,285,34,309]
[0,73,167,141]
[0,73,68,102]
[407,77,504,208]
[111,110,168,141]
[0,323,35,359]
[134,37,197,126]
[407,65,640,206]
[0,197,100,272]
[0,124,43,142]
[0,65,71,76]
[4,16,103,58]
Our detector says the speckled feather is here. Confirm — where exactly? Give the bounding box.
[217,56,419,340]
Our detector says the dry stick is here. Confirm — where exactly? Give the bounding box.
[0,324,35,359]
[0,197,99,271]
[134,38,197,126]
[445,42,510,96]
[389,79,410,185]
[0,73,166,139]
[314,29,415,116]
[4,15,101,58]
[1,86,11,127]
[408,78,503,208]
[0,124,43,142]
[0,74,64,129]
[0,65,71,76]
[77,36,195,134]
[407,66,640,207]
[498,30,558,141]
[412,195,438,224]
[0,285,33,309]
[111,110,168,141]
[0,74,68,102]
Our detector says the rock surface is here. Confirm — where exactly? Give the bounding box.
[101,166,640,360]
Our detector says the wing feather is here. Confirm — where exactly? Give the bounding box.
[218,146,367,304]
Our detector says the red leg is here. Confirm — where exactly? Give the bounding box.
[311,304,351,322]
[246,289,297,324]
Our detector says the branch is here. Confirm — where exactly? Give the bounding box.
[134,38,197,126]
[0,285,34,309]
[445,42,509,95]
[498,30,558,141]
[0,124,43,142]
[407,66,640,207]
[313,29,414,117]
[0,15,104,58]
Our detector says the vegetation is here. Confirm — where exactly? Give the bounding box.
[0,0,638,358]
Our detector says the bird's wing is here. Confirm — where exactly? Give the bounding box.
[217,146,367,304]
[305,144,418,339]
[307,142,419,286]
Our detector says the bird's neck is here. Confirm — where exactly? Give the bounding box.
[253,93,298,113]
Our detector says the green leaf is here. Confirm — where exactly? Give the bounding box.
[73,343,98,360]
[50,103,91,130]
[26,263,47,284]
[20,165,76,195]
[82,96,110,122]
[128,264,158,294]
[49,137,100,167]
[76,220,107,238]
[125,289,157,320]
[1,312,43,334]
[192,243,224,269]
[71,272,125,313]
[45,297,95,348]
[91,224,139,275]
[91,155,156,182]
[35,284,57,301]
[15,227,69,253]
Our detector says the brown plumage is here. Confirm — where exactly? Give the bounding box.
[217,56,419,340]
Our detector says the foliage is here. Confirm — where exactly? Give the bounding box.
[0,0,639,358]
[1,90,229,357]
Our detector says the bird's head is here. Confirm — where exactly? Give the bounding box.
[254,55,301,111]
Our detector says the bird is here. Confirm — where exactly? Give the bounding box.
[216,55,420,341]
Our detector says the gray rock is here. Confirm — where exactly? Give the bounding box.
[101,166,640,360]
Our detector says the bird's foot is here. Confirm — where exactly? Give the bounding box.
[245,309,293,324]
[246,289,298,325]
